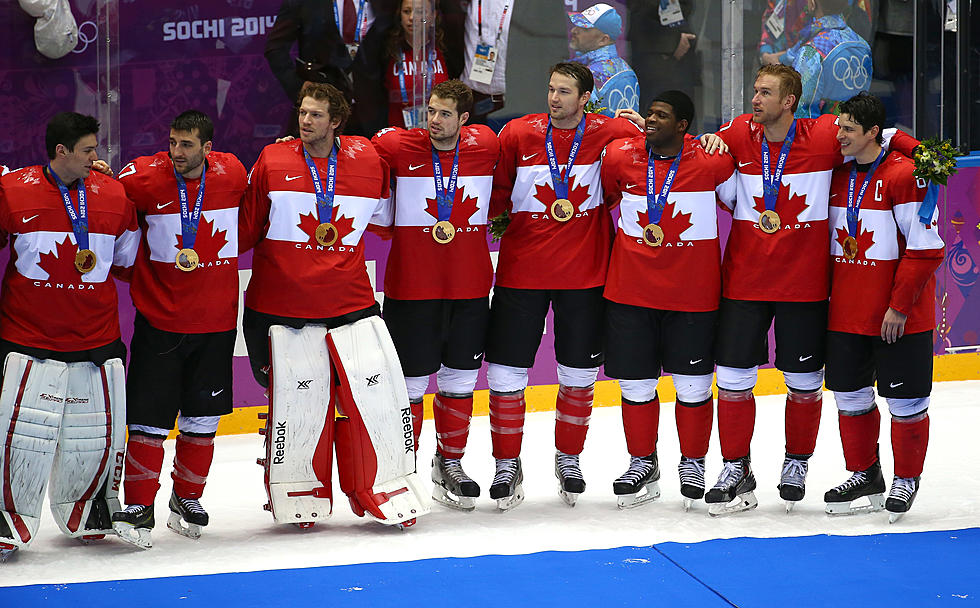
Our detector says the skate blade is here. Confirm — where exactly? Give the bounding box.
[431,485,477,512]
[825,494,885,517]
[495,485,525,512]
[112,522,153,549]
[616,481,661,510]
[785,501,796,513]
[683,498,695,512]
[0,543,18,563]
[707,491,759,517]
[559,489,582,507]
[888,511,906,524]
[167,512,203,539]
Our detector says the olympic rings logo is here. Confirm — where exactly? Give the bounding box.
[832,54,870,91]
[72,21,98,54]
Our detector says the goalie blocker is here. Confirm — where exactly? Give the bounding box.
[259,317,429,528]
[0,352,126,553]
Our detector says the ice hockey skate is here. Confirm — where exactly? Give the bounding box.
[704,456,758,517]
[824,461,886,516]
[886,476,920,523]
[431,453,481,512]
[0,542,17,562]
[168,491,209,539]
[777,455,809,512]
[612,453,660,509]
[111,504,154,549]
[555,451,586,507]
[678,456,706,511]
[489,457,524,512]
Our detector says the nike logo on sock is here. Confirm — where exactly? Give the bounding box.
[590,353,601,359]
[799,355,813,362]
[689,358,703,365]
[473,353,483,360]
[211,389,224,397]
[889,382,903,388]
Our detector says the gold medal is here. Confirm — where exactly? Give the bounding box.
[315,222,338,246]
[551,198,574,222]
[74,249,97,274]
[842,235,859,260]
[176,248,200,271]
[759,209,781,234]
[432,220,455,244]
[642,223,664,247]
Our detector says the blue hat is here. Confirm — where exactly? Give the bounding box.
[567,3,622,39]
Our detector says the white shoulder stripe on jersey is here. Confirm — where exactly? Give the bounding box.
[893,200,945,251]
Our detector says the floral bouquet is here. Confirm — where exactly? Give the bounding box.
[913,138,964,225]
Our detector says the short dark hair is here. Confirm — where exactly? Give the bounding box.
[650,90,695,133]
[298,81,351,133]
[45,112,99,159]
[756,64,803,113]
[549,62,594,97]
[838,92,886,144]
[430,80,474,116]
[170,110,214,145]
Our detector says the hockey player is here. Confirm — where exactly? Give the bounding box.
[240,82,428,529]
[600,91,736,510]
[109,111,247,548]
[704,65,918,515]
[486,62,641,509]
[0,112,139,559]
[822,93,943,522]
[371,80,498,511]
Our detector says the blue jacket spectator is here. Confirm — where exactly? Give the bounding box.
[792,12,871,118]
[567,3,639,117]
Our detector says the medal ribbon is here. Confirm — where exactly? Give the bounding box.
[545,116,586,201]
[48,165,89,252]
[333,0,367,45]
[645,145,683,225]
[760,119,797,212]
[846,148,885,237]
[174,160,207,251]
[431,141,461,222]
[398,49,436,105]
[303,143,339,225]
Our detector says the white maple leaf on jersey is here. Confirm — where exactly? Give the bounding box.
[528,117,547,133]
[586,115,607,134]
[462,131,479,147]
[342,138,366,159]
[211,159,226,175]
[87,180,100,194]
[150,157,164,167]
[19,167,41,185]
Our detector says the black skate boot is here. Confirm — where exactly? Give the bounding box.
[704,456,758,517]
[777,454,810,512]
[112,504,155,549]
[431,453,481,512]
[678,456,706,511]
[489,457,524,512]
[885,476,920,523]
[613,453,661,509]
[824,460,886,516]
[168,491,209,539]
[555,451,586,507]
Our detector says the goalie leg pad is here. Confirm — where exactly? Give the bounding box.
[49,358,126,539]
[0,353,68,548]
[327,317,430,525]
[264,325,334,525]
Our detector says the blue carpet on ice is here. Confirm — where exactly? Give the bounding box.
[3,528,976,606]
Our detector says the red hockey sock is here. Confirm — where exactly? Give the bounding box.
[676,397,713,459]
[892,414,930,478]
[433,393,474,459]
[785,389,822,457]
[409,398,424,453]
[555,384,594,455]
[621,395,659,457]
[123,433,165,506]
[718,389,755,460]
[490,390,526,459]
[838,408,880,472]
[172,433,215,500]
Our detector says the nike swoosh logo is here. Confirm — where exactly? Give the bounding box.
[625,184,638,190]
[689,359,703,365]
[738,161,753,168]
[799,355,813,362]
[590,353,601,359]
[522,154,538,161]
[21,214,39,223]
[211,389,224,397]
[284,175,302,181]
[889,382,903,388]
[408,164,425,171]
[473,353,483,360]
[830,194,839,199]
[156,201,174,210]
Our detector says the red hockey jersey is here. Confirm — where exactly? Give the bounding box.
[371,125,497,300]
[827,151,944,336]
[0,167,139,351]
[601,136,737,312]
[119,151,246,333]
[491,113,641,290]
[240,138,390,319]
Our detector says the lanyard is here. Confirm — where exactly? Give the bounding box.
[302,143,338,225]
[174,161,207,251]
[760,119,797,212]
[646,146,683,224]
[333,0,367,44]
[398,48,436,105]
[49,165,89,251]
[431,142,461,222]
[846,148,885,237]
[545,116,586,200]
[478,1,509,45]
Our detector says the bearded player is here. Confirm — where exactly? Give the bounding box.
[486,62,640,510]
[110,111,247,548]
[371,80,498,511]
